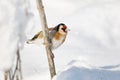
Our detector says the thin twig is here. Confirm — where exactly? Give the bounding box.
[12,53,19,80]
[17,49,23,80]
[12,48,22,80]
[9,69,12,80]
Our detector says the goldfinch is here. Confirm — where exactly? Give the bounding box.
[27,23,70,50]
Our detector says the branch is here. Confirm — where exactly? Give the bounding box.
[36,0,56,79]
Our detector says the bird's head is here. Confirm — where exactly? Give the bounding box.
[56,23,70,34]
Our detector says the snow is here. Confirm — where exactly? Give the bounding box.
[1,0,120,80]
[53,59,120,80]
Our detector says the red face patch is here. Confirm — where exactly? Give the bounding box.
[63,25,67,29]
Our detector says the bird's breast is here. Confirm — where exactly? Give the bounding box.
[52,32,66,49]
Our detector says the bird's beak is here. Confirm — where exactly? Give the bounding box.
[65,28,70,32]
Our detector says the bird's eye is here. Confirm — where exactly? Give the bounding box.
[62,28,65,30]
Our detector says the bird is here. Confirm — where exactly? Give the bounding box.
[27,23,70,50]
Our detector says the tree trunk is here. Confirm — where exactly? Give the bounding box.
[36,0,56,79]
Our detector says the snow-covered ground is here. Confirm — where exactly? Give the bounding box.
[53,60,120,80]
[0,0,120,80]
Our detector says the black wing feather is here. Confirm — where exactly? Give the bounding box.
[31,31,42,40]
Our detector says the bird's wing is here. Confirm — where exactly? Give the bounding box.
[31,31,43,40]
[30,27,55,41]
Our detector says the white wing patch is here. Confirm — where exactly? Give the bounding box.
[31,39,44,46]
